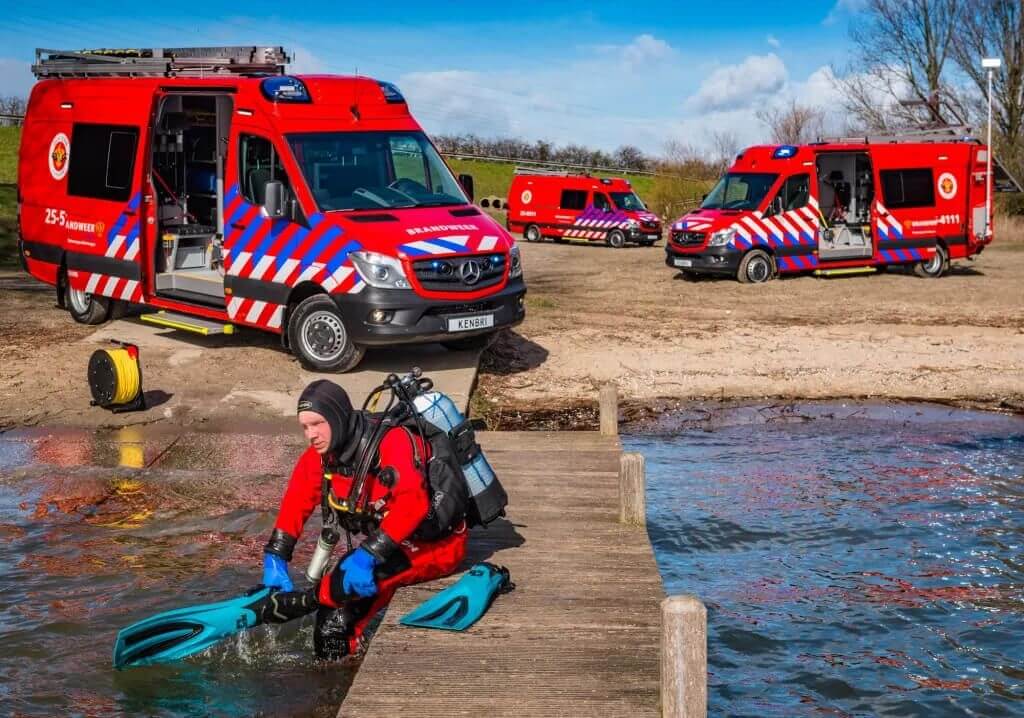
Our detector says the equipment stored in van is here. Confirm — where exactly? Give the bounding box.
[18,47,526,372]
[665,129,1022,283]
[506,168,661,248]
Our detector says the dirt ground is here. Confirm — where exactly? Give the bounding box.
[1,238,1022,431]
[473,237,1024,426]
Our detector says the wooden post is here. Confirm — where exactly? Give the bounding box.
[599,384,618,436]
[619,452,645,526]
[661,595,707,718]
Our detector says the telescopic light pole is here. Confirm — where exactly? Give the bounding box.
[982,57,1002,238]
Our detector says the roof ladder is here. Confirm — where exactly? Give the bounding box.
[32,46,290,78]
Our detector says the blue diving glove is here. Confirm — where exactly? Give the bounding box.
[341,547,379,598]
[262,552,294,592]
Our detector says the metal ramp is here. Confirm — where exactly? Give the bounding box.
[140,311,234,336]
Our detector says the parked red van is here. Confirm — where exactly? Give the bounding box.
[506,169,661,247]
[17,47,525,371]
[665,133,1013,283]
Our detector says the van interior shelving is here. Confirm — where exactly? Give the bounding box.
[152,93,233,307]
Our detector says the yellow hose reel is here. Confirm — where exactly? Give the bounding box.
[88,342,146,413]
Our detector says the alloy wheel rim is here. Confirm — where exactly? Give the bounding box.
[301,311,346,362]
[68,286,92,314]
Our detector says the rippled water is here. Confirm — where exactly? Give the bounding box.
[0,443,352,718]
[625,403,1024,718]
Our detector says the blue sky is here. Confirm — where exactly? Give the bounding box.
[0,1,867,155]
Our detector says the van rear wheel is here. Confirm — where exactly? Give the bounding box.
[287,294,365,372]
[65,276,111,325]
[737,249,774,284]
[524,224,542,242]
[914,244,949,278]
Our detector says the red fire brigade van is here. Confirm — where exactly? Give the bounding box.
[17,47,525,371]
[665,133,1010,283]
[506,169,661,247]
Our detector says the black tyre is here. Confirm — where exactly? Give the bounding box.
[524,224,542,242]
[914,244,949,278]
[441,332,496,351]
[737,249,774,284]
[606,229,626,248]
[287,294,365,372]
[65,275,111,324]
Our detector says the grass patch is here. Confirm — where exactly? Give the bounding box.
[0,126,19,185]
[0,184,18,268]
[446,156,656,206]
[526,296,557,309]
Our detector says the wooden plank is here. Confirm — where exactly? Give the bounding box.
[340,431,662,717]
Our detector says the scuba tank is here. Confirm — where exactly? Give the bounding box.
[411,390,507,526]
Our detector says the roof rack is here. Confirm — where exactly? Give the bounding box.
[817,125,979,145]
[32,46,290,79]
[513,166,590,177]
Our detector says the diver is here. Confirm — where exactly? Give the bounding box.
[259,379,468,660]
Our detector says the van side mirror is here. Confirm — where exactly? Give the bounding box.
[769,196,784,216]
[458,173,474,203]
[264,180,286,218]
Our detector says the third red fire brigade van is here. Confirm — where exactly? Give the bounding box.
[507,169,661,247]
[665,133,1014,283]
[17,47,525,372]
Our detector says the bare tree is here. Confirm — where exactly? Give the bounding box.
[756,100,826,144]
[612,145,648,171]
[952,1,1024,152]
[834,0,966,129]
[705,129,741,171]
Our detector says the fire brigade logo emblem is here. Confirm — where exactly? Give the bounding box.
[95,221,106,237]
[937,172,957,200]
[520,190,532,205]
[49,133,70,181]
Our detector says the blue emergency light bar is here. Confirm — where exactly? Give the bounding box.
[772,145,798,159]
[377,81,406,104]
[261,76,311,103]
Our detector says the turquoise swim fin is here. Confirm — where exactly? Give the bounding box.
[113,586,271,669]
[399,562,513,632]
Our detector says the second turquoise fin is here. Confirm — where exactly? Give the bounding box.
[399,562,513,632]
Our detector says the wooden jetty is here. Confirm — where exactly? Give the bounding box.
[340,429,666,717]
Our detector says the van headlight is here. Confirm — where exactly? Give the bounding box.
[351,251,410,289]
[509,245,523,279]
[707,228,737,246]
[626,219,640,230]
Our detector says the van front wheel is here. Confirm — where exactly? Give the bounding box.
[287,294,365,372]
[606,229,626,248]
[737,249,774,284]
[65,277,111,325]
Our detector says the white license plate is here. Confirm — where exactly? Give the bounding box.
[673,258,693,267]
[447,314,494,332]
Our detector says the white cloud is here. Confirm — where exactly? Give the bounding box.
[399,70,516,138]
[824,0,868,25]
[0,58,35,100]
[766,35,781,49]
[686,54,788,112]
[620,34,676,71]
[288,46,330,75]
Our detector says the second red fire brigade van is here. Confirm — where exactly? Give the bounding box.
[665,134,1007,283]
[17,47,525,371]
[506,169,662,247]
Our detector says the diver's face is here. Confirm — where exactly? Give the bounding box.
[299,411,332,454]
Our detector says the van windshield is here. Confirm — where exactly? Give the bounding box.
[286,131,468,211]
[700,173,778,211]
[610,191,647,211]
